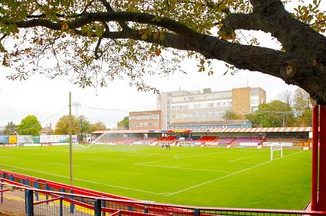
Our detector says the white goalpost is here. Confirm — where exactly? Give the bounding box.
[270,143,283,161]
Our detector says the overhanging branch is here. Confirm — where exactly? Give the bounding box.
[220,13,262,32]
[15,11,198,38]
[98,0,131,31]
[3,2,326,103]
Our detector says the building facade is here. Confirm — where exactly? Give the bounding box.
[157,87,266,130]
[129,110,161,130]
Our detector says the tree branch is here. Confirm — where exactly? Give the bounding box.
[14,9,326,86]
[4,3,326,103]
[81,0,96,14]
[98,0,131,31]
[0,34,7,41]
[220,13,262,32]
[221,1,326,59]
[14,11,198,39]
[76,25,326,104]
[250,0,283,13]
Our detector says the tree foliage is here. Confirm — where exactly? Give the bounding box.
[3,121,17,135]
[78,115,91,134]
[278,90,292,106]
[17,115,42,135]
[54,115,80,134]
[1,0,326,102]
[117,116,129,129]
[90,121,106,132]
[55,115,105,134]
[223,111,242,120]
[293,88,312,126]
[246,100,295,127]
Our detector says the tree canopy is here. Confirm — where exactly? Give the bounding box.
[3,121,17,135]
[90,121,106,132]
[78,115,91,134]
[1,0,326,103]
[223,111,242,120]
[54,115,80,134]
[117,116,129,129]
[55,115,105,134]
[246,100,295,127]
[292,88,312,126]
[17,115,42,135]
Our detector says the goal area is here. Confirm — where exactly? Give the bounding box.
[269,142,284,161]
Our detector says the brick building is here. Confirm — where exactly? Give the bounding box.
[157,87,266,130]
[129,110,161,130]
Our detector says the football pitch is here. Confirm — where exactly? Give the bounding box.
[0,145,310,210]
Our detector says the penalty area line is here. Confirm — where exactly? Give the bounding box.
[137,150,228,166]
[164,151,303,197]
[0,164,165,196]
[135,164,231,174]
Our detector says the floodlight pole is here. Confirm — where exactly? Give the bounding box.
[318,105,326,210]
[311,105,326,211]
[311,105,318,210]
[69,92,73,186]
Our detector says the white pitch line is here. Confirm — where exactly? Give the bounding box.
[136,164,231,173]
[0,164,165,196]
[0,156,11,158]
[0,164,71,179]
[164,151,303,197]
[228,155,257,163]
[73,177,166,196]
[137,150,228,166]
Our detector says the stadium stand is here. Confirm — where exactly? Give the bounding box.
[217,137,236,146]
[264,137,309,147]
[236,137,265,147]
[133,138,158,145]
[177,137,202,146]
[93,133,144,144]
[156,136,177,145]
[198,136,218,143]
[91,127,311,148]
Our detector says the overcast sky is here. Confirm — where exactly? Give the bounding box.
[0,0,323,129]
[0,61,298,129]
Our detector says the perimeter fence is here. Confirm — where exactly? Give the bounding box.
[0,170,325,216]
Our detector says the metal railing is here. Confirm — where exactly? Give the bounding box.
[0,181,325,216]
[0,169,325,216]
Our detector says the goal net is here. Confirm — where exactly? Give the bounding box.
[270,143,283,161]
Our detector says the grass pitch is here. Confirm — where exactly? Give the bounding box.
[0,145,310,209]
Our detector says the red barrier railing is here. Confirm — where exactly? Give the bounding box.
[1,169,326,215]
[0,169,131,199]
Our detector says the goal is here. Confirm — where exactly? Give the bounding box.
[270,143,283,161]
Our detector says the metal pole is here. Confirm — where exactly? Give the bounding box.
[69,92,73,186]
[0,179,3,204]
[311,105,319,210]
[59,197,63,216]
[94,199,102,216]
[318,105,326,210]
[25,189,34,216]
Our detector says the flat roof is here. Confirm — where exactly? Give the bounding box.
[93,127,311,134]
